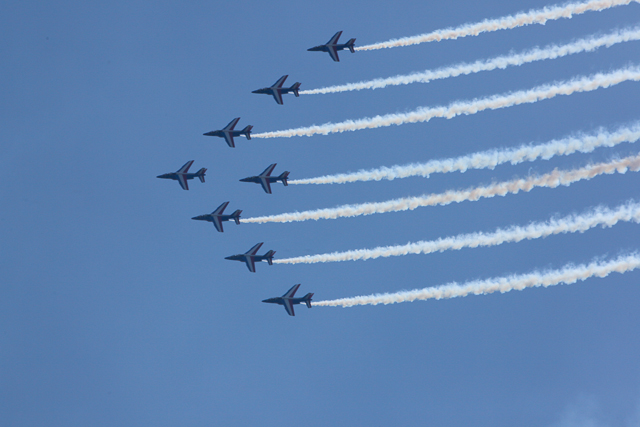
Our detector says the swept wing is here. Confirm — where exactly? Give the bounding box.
[177,160,194,174]
[177,174,189,190]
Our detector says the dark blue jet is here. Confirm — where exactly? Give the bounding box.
[239,163,289,194]
[225,242,275,273]
[262,284,313,316]
[307,31,356,62]
[203,117,253,148]
[191,201,242,233]
[252,75,301,105]
[157,160,206,190]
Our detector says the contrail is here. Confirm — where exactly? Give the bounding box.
[274,202,640,264]
[290,123,640,185]
[355,0,639,51]
[243,154,640,224]
[301,27,640,95]
[252,66,640,139]
[313,252,640,307]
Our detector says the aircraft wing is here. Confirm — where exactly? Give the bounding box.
[327,31,342,45]
[259,178,272,194]
[212,216,224,233]
[177,174,189,190]
[283,299,295,316]
[245,257,257,273]
[271,90,284,105]
[327,46,340,62]
[246,242,264,256]
[272,75,288,88]
[224,117,240,131]
[283,284,301,298]
[223,132,235,147]
[260,163,277,177]
[213,202,230,215]
[177,160,194,174]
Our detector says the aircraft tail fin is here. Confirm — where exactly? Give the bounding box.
[291,82,301,97]
[265,250,276,265]
[303,293,314,308]
[243,125,253,140]
[196,168,207,183]
[232,210,242,224]
[347,38,356,53]
[279,171,290,186]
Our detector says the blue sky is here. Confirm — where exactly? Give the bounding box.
[2,0,640,425]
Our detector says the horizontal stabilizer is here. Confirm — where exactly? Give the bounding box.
[303,293,314,308]
[347,38,356,53]
[232,210,242,224]
[197,168,207,183]
[291,82,301,97]
[265,250,276,265]
[243,125,253,139]
[279,171,290,186]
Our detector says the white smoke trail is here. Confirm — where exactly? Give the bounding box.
[243,154,640,224]
[355,0,639,51]
[290,123,640,185]
[301,27,640,95]
[314,253,640,307]
[252,67,640,139]
[274,202,640,264]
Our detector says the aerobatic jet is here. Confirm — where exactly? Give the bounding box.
[203,117,253,148]
[307,31,356,62]
[156,160,206,190]
[262,284,313,316]
[225,242,275,273]
[251,75,301,105]
[239,163,289,194]
[191,201,242,233]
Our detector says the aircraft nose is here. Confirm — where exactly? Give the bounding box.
[251,89,260,94]
[224,256,233,260]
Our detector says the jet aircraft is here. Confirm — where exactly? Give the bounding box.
[203,117,253,148]
[191,201,242,232]
[225,242,275,273]
[251,75,301,105]
[156,160,206,190]
[262,284,313,316]
[239,163,289,194]
[307,31,356,62]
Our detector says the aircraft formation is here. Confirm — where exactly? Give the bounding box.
[155,0,639,315]
[156,31,355,316]
[152,0,640,316]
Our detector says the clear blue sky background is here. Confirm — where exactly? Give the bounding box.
[2,0,640,425]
